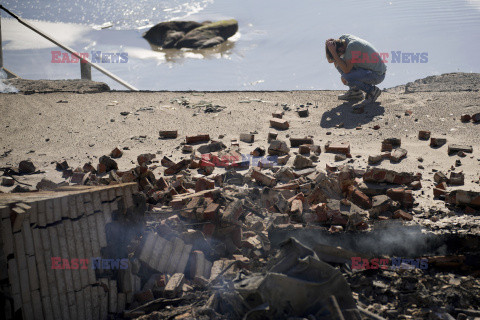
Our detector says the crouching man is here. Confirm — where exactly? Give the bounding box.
[326,35,386,103]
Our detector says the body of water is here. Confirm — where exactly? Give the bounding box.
[2,0,480,90]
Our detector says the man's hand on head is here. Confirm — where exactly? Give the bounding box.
[326,41,337,56]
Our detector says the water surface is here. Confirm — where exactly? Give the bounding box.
[2,0,480,90]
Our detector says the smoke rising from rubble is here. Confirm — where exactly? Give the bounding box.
[271,224,447,257]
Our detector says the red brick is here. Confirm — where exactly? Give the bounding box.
[161,156,176,167]
[347,186,372,209]
[203,203,219,220]
[156,177,169,191]
[449,172,464,186]
[418,130,431,140]
[298,144,311,154]
[393,209,413,221]
[268,132,278,142]
[290,137,314,147]
[97,163,107,174]
[430,138,447,147]
[272,111,283,119]
[325,142,350,154]
[270,118,290,130]
[137,153,155,166]
[251,170,277,187]
[186,134,210,144]
[381,142,393,152]
[195,177,215,192]
[159,130,178,139]
[383,138,401,147]
[164,159,191,175]
[390,148,407,163]
[433,188,447,198]
[110,147,123,158]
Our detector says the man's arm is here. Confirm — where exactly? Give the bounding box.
[326,41,353,73]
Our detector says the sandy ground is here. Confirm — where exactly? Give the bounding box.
[1,73,479,228]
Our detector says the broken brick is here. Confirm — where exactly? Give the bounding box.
[195,177,215,192]
[272,111,283,119]
[460,114,471,122]
[110,147,123,159]
[268,140,290,156]
[277,155,290,165]
[390,148,407,163]
[418,130,431,140]
[159,130,178,139]
[383,138,401,147]
[363,168,416,185]
[393,209,413,221]
[347,186,372,209]
[449,172,464,186]
[381,142,393,152]
[186,134,210,144]
[368,155,383,165]
[251,170,277,187]
[267,132,278,143]
[434,172,448,184]
[239,133,254,143]
[164,159,191,175]
[297,108,309,117]
[448,144,473,155]
[270,118,290,130]
[430,138,447,148]
[137,153,157,166]
[290,137,314,147]
[55,160,69,171]
[298,145,311,154]
[325,142,350,154]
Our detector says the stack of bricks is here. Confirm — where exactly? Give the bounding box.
[137,232,192,275]
[0,183,137,320]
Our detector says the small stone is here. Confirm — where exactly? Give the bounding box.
[335,154,347,162]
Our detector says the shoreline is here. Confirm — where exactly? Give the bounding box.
[1,72,479,318]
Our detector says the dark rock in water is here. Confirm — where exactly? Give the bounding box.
[143,19,238,49]
[143,21,203,48]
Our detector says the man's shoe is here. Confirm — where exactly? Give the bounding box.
[363,86,381,104]
[338,89,364,101]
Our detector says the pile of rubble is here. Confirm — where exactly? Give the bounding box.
[1,119,480,319]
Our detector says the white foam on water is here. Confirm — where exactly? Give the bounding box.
[125,47,166,61]
[2,18,91,50]
[0,70,19,93]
